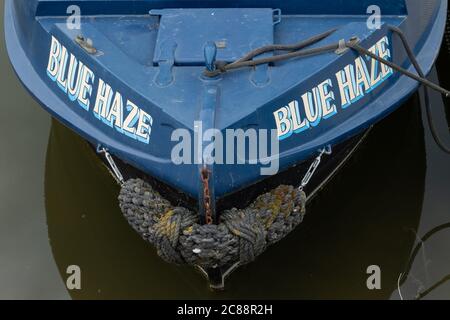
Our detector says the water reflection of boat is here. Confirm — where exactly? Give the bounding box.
[6,0,447,287]
[45,94,426,298]
[394,58,450,300]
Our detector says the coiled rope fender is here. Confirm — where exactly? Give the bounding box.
[118,178,306,269]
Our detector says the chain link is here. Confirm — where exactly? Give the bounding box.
[299,145,332,190]
[97,145,125,185]
[201,167,213,225]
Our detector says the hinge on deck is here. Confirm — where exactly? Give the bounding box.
[154,39,177,87]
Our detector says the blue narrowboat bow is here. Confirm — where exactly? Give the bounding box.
[5,0,449,288]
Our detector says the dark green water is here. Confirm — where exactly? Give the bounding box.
[1,9,450,299]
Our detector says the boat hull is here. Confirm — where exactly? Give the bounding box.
[4,0,448,201]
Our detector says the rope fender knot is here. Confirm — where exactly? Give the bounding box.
[118,179,306,269]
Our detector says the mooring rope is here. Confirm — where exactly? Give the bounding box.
[204,30,450,97]
[206,25,450,154]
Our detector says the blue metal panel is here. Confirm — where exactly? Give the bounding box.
[152,8,275,65]
[32,0,408,16]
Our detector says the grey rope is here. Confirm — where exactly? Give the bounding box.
[204,27,450,98]
[204,28,338,77]
[204,42,340,77]
[346,35,450,97]
[119,179,306,268]
[234,28,337,64]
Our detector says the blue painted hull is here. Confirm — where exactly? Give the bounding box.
[4,0,447,202]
